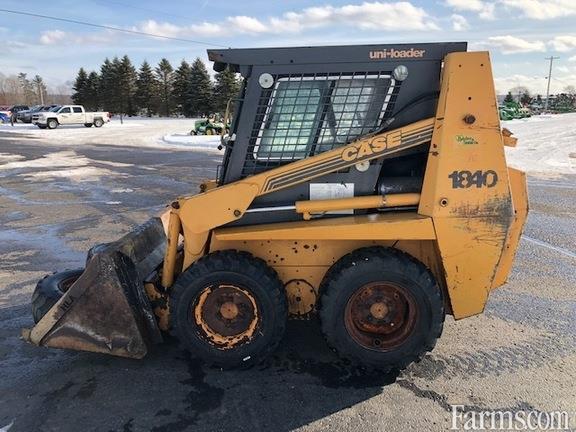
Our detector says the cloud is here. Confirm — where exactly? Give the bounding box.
[451,14,469,31]
[549,36,576,52]
[134,1,439,39]
[485,35,546,54]
[277,2,440,31]
[38,29,116,46]
[501,0,576,20]
[445,0,495,19]
[40,30,66,45]
[227,16,269,34]
[569,55,576,62]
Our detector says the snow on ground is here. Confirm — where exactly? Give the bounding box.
[1,114,574,176]
[0,117,224,153]
[503,113,576,176]
[0,150,126,182]
[161,133,222,152]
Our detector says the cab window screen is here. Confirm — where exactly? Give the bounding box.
[253,73,394,164]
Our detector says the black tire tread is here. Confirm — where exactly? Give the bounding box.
[31,269,83,323]
[170,250,287,368]
[319,246,444,371]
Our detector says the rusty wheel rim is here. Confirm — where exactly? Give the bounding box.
[193,284,259,350]
[344,282,417,351]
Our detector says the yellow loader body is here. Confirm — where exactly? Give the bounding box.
[23,48,528,367]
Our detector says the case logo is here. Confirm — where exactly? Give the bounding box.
[341,132,402,162]
[369,48,426,59]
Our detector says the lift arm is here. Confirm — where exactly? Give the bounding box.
[161,118,435,286]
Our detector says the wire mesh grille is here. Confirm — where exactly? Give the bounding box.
[241,71,399,177]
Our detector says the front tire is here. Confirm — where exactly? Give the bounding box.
[319,247,444,371]
[84,123,93,127]
[47,119,58,129]
[32,269,83,323]
[171,250,288,368]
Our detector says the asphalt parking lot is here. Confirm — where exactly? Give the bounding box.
[0,123,575,432]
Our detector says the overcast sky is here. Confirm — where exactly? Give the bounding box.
[1,0,575,94]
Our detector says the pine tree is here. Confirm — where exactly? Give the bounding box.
[113,55,138,118]
[31,75,47,105]
[155,58,174,117]
[172,60,193,116]
[99,58,116,111]
[72,68,88,106]
[18,73,35,105]
[136,61,158,117]
[504,92,514,103]
[85,72,100,111]
[213,65,241,116]
[188,58,213,117]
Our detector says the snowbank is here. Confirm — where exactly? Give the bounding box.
[503,113,576,176]
[161,133,222,152]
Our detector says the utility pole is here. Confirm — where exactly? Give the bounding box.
[544,56,559,112]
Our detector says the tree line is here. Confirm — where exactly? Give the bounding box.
[72,56,241,118]
[0,73,70,106]
[503,85,576,112]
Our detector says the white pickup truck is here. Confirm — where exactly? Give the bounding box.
[33,105,110,129]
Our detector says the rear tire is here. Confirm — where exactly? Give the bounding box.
[32,269,83,323]
[93,118,104,128]
[171,250,288,369]
[319,247,444,371]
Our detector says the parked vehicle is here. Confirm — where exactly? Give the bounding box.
[17,105,58,123]
[190,116,228,135]
[8,105,29,119]
[0,105,29,123]
[0,106,10,116]
[32,105,110,129]
[499,101,531,121]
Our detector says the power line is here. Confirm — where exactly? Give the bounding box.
[544,56,559,112]
[0,8,229,48]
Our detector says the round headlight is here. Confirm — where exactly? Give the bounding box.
[393,65,409,82]
[259,73,274,89]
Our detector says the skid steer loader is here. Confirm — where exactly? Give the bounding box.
[23,42,528,371]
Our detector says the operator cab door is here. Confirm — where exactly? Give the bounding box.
[221,65,414,222]
[58,107,73,124]
[70,106,84,123]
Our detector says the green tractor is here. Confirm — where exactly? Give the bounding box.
[499,101,531,121]
[190,116,228,136]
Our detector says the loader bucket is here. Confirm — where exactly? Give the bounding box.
[22,218,167,359]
